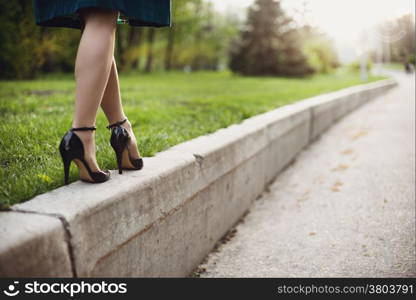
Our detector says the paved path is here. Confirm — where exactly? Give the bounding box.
[199,72,415,277]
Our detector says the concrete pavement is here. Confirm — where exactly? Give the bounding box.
[198,72,415,277]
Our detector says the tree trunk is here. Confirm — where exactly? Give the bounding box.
[128,27,143,70]
[116,28,126,70]
[144,28,156,73]
[164,27,175,71]
[191,1,204,70]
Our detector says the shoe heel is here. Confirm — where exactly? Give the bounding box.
[108,118,143,173]
[109,126,129,174]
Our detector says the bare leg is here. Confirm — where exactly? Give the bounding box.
[100,57,141,159]
[71,7,118,171]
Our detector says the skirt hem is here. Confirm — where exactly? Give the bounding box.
[34,0,171,29]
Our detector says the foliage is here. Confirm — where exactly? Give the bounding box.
[0,1,41,79]
[301,26,339,73]
[408,53,415,66]
[0,0,239,78]
[347,60,373,72]
[0,0,354,79]
[160,0,239,71]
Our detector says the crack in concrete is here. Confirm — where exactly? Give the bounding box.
[9,208,78,278]
[193,154,204,168]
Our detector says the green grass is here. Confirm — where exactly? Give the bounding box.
[383,63,407,70]
[0,69,385,208]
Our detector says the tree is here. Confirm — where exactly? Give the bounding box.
[164,26,175,70]
[376,14,416,65]
[144,28,156,73]
[229,0,313,76]
[392,14,415,64]
[128,27,143,69]
[163,0,204,71]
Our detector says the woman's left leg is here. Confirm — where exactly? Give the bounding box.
[100,56,142,159]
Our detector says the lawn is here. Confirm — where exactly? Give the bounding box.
[383,62,407,71]
[0,70,385,208]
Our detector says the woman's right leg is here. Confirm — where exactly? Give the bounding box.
[72,7,118,171]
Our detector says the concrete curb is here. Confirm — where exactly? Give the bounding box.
[0,79,397,277]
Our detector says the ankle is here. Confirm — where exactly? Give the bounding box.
[73,130,95,141]
[109,117,132,130]
[72,121,96,128]
[122,119,132,130]
[108,115,127,125]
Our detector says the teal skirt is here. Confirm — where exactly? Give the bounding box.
[33,0,171,29]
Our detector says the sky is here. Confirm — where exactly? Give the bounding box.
[208,0,415,62]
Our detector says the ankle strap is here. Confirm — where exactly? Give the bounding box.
[70,126,96,131]
[107,118,127,130]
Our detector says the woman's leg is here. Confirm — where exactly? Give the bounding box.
[100,57,125,125]
[100,57,141,159]
[72,7,118,171]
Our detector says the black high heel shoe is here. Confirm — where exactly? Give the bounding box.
[59,126,111,185]
[107,118,144,174]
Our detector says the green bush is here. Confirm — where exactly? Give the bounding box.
[302,31,339,74]
[408,54,415,66]
[348,59,373,72]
